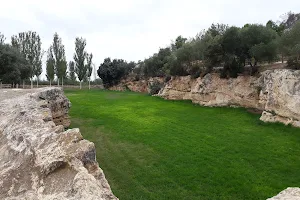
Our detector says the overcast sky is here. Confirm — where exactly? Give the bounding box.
[1,0,300,80]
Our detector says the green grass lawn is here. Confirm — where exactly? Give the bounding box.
[65,89,300,200]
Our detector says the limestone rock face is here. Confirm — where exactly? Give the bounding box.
[258,69,300,127]
[158,69,300,128]
[109,77,164,94]
[0,88,117,200]
[268,188,300,200]
[158,76,193,100]
[158,74,260,108]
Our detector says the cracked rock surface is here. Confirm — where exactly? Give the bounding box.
[0,88,117,200]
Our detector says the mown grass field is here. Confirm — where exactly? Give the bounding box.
[65,89,300,200]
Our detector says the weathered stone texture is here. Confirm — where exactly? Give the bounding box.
[258,70,300,127]
[0,88,117,200]
[109,77,164,93]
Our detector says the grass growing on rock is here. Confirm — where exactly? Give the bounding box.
[65,89,300,200]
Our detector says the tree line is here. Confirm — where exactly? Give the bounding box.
[0,32,94,89]
[139,11,300,79]
[97,11,300,88]
[1,11,300,89]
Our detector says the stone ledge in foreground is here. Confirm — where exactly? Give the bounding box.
[0,87,117,200]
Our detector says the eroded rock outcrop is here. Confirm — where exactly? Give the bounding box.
[109,77,164,93]
[159,74,260,108]
[158,69,300,128]
[258,70,300,127]
[0,88,117,200]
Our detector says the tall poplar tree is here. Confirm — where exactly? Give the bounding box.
[86,53,93,89]
[68,61,76,83]
[74,37,87,89]
[51,33,67,87]
[46,47,55,86]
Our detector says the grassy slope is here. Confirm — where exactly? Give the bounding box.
[65,89,300,200]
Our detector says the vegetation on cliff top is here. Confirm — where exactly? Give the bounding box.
[97,12,300,87]
[66,89,300,200]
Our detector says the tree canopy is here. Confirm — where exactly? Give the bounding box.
[46,47,55,83]
[52,33,67,82]
[0,32,5,44]
[11,31,43,83]
[74,37,87,82]
[0,44,30,84]
[97,58,135,88]
[68,61,76,82]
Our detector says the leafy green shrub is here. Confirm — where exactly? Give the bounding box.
[189,65,202,79]
[164,75,171,82]
[149,80,163,95]
[220,59,243,78]
[134,75,140,81]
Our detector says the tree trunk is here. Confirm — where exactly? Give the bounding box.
[23,80,25,89]
[281,53,284,63]
[31,79,33,89]
[57,78,60,87]
[89,78,91,90]
[80,81,82,89]
[37,79,39,88]
[50,79,52,87]
[62,77,64,88]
